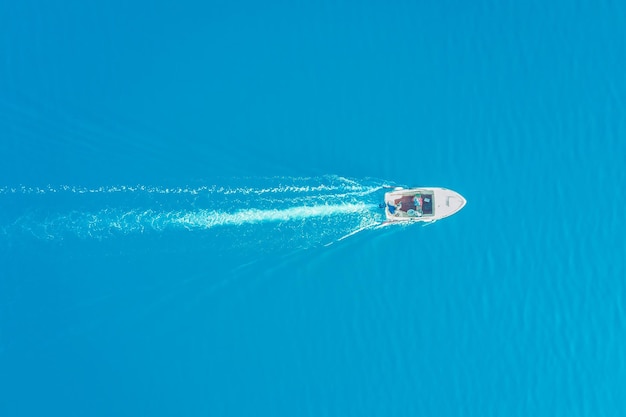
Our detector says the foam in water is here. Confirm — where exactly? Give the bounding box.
[0,176,386,247]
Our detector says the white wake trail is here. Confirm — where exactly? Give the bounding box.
[0,176,387,247]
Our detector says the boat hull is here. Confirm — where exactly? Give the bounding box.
[384,187,466,222]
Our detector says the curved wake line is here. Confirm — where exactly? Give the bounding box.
[0,184,378,196]
[0,177,383,197]
[172,203,377,229]
[6,202,382,241]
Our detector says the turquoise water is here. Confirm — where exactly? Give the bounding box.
[1,1,626,415]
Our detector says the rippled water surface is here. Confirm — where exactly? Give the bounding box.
[1,1,625,416]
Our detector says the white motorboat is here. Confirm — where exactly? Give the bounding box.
[383,187,466,223]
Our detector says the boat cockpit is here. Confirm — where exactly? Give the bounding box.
[386,192,433,219]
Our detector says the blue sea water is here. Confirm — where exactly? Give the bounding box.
[1,0,626,416]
